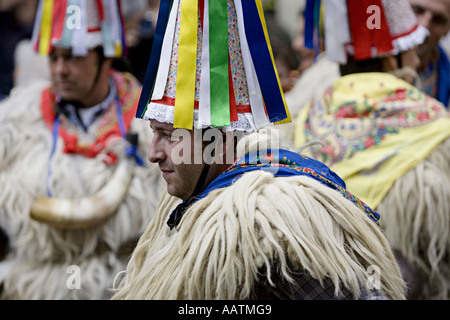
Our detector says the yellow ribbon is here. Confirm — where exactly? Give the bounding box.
[115,42,123,58]
[174,0,198,129]
[39,0,55,55]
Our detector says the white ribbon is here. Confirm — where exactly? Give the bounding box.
[110,0,122,54]
[323,0,351,64]
[31,0,44,50]
[151,0,180,100]
[72,0,88,56]
[234,0,269,129]
[197,0,211,129]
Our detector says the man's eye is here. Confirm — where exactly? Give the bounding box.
[169,133,181,142]
[158,130,178,141]
[411,5,425,16]
[433,14,448,26]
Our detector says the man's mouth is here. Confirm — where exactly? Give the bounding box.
[160,169,174,179]
[58,81,73,90]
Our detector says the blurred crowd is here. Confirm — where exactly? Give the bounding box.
[0,0,160,100]
[2,0,450,106]
[0,0,305,101]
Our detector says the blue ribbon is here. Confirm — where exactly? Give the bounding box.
[125,145,145,166]
[136,0,174,119]
[304,0,321,60]
[47,115,61,197]
[240,0,289,123]
[115,95,145,166]
[304,0,315,50]
[437,45,450,108]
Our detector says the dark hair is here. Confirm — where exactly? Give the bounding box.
[266,16,300,71]
[339,55,384,76]
[93,46,107,79]
[84,46,108,98]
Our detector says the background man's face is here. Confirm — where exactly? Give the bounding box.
[408,0,450,56]
[49,48,101,103]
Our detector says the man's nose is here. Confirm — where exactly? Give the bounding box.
[53,57,69,75]
[148,138,165,164]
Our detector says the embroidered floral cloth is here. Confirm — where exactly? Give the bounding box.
[294,72,450,208]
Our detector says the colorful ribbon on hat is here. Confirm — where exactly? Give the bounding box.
[136,0,291,130]
[100,0,126,58]
[32,0,59,54]
[31,0,126,57]
[304,0,321,60]
[173,0,198,129]
[136,0,174,119]
[240,0,290,125]
[346,0,393,60]
[208,0,230,128]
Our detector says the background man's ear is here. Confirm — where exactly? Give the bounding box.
[383,55,398,72]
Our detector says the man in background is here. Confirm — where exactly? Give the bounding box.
[0,0,164,299]
[408,0,450,108]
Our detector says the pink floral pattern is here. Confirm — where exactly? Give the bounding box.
[301,76,448,166]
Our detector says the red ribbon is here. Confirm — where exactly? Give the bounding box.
[228,56,238,122]
[346,0,393,60]
[50,0,68,52]
[96,0,105,22]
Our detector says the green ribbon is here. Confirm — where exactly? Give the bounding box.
[209,0,230,127]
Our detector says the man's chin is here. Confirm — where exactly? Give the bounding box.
[166,185,190,201]
[54,85,76,99]
[167,188,181,200]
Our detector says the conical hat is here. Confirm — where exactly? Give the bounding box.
[136,0,291,131]
[31,0,126,58]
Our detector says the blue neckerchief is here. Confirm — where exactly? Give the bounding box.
[437,45,450,108]
[167,149,380,229]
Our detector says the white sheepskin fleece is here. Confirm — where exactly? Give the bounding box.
[111,129,406,300]
[0,81,165,299]
[377,137,450,300]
